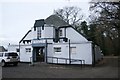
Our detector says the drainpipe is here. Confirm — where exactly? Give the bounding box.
[45,39,47,63]
[69,39,71,64]
[30,40,34,66]
[92,43,96,67]
[18,42,20,62]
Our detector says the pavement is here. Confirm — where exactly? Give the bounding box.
[1,56,119,79]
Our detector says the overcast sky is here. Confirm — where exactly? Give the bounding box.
[0,0,91,48]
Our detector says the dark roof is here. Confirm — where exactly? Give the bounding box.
[33,15,69,28]
[45,15,69,28]
[34,19,45,27]
[0,46,6,52]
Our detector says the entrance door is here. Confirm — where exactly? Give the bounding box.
[33,47,45,62]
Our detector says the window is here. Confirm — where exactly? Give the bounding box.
[54,47,61,52]
[16,48,19,52]
[37,27,41,39]
[26,48,31,53]
[59,30,62,36]
[70,47,76,54]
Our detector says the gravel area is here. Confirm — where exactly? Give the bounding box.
[1,56,119,78]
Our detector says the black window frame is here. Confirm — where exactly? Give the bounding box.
[59,29,63,37]
[54,47,61,53]
[26,48,31,53]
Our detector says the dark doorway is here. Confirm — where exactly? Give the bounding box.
[33,47,45,62]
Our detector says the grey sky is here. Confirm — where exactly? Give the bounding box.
[0,0,91,48]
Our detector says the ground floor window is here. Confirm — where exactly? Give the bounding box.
[16,48,19,52]
[70,47,76,54]
[54,47,61,53]
[26,48,31,53]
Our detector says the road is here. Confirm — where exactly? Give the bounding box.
[0,66,2,80]
[1,56,119,79]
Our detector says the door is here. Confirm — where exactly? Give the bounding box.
[33,47,45,62]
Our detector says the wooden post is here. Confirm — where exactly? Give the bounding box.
[45,39,47,63]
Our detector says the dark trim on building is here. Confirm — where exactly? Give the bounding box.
[33,38,54,40]
[19,30,31,43]
[23,40,31,44]
[69,39,71,64]
[32,43,46,47]
[92,42,96,67]
[34,19,45,31]
[19,43,20,58]
[45,39,48,63]
[65,27,66,38]
[58,25,72,29]
[59,25,89,41]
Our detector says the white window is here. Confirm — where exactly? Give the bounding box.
[26,48,31,53]
[54,47,61,53]
[59,30,62,36]
[70,47,76,54]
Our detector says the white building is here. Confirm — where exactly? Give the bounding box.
[8,45,19,55]
[8,15,102,65]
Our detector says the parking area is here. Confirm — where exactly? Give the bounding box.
[1,56,119,78]
[0,66,2,80]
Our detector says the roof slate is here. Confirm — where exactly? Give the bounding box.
[45,15,69,28]
[34,15,69,28]
[34,19,44,27]
[0,46,6,52]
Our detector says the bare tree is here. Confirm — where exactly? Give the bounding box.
[54,6,83,29]
[89,2,120,55]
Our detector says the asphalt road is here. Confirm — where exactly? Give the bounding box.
[0,66,2,80]
[1,56,119,78]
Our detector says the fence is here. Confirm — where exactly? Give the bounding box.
[47,56,85,67]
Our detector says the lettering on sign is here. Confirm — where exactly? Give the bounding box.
[32,40,45,44]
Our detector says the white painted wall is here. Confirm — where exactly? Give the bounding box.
[53,43,69,58]
[47,44,53,57]
[49,42,93,65]
[47,44,54,62]
[22,25,54,41]
[66,27,88,43]
[71,43,92,64]
[24,29,37,40]
[18,24,94,64]
[20,45,32,62]
[42,25,54,38]
[53,43,69,64]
